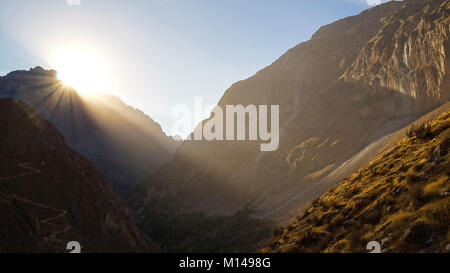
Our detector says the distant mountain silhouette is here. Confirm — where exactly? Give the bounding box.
[127,0,450,249]
[0,68,180,193]
[0,99,158,252]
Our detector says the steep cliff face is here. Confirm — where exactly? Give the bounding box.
[343,0,450,102]
[0,68,180,193]
[0,99,158,252]
[128,0,449,240]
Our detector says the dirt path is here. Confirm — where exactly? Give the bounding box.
[0,162,41,182]
[4,194,71,243]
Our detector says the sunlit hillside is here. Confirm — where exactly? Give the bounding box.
[262,110,450,253]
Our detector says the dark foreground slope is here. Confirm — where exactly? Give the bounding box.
[0,68,180,193]
[128,0,450,250]
[0,99,158,252]
[262,110,450,253]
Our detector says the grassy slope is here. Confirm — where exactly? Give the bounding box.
[262,110,450,253]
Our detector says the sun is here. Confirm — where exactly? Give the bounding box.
[51,45,109,95]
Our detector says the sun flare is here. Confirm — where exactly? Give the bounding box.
[51,45,110,95]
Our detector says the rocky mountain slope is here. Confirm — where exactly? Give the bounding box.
[0,99,158,252]
[261,109,450,253]
[127,0,449,250]
[0,67,180,193]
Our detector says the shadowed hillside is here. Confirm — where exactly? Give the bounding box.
[0,99,158,252]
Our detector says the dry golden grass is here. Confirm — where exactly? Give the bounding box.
[261,111,450,253]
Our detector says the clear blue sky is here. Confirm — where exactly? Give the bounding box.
[0,0,388,135]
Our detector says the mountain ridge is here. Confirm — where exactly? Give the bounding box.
[0,67,180,193]
[127,0,449,249]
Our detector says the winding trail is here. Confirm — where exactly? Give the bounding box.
[2,193,71,244]
[0,162,41,182]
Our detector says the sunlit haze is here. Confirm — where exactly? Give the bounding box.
[52,44,111,95]
[0,0,378,135]
[2,0,448,257]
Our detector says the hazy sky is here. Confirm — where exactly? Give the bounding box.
[0,0,389,135]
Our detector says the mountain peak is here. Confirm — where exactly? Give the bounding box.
[0,67,180,193]
[127,0,450,250]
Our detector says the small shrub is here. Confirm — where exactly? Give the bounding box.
[273,227,283,237]
[406,172,422,184]
[406,123,433,140]
[297,209,312,221]
[399,163,408,172]
[410,185,425,202]
[328,214,345,230]
[297,228,327,248]
[343,187,361,199]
